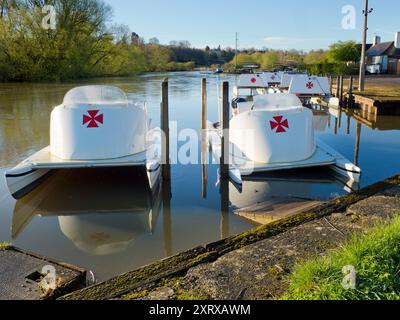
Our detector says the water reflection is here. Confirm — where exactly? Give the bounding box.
[229,169,359,212]
[13,168,162,256]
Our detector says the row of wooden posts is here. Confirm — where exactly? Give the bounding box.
[160,78,230,239]
[329,75,355,108]
[160,78,231,182]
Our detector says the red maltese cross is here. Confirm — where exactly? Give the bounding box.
[83,110,104,128]
[270,116,289,133]
[306,81,314,89]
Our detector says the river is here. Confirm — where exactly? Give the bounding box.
[1,71,400,281]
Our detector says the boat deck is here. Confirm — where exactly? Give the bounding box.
[12,146,148,171]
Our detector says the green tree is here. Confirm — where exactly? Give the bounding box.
[304,50,328,64]
[327,41,361,63]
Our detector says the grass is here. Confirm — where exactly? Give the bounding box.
[361,84,400,101]
[282,215,400,300]
[332,77,400,100]
[0,242,12,250]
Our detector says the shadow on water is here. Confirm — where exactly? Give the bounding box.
[1,72,400,280]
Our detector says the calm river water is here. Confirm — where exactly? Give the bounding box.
[1,71,400,281]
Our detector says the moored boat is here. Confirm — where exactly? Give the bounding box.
[5,85,161,199]
[207,92,361,185]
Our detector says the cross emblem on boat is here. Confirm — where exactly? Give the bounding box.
[306,81,314,89]
[270,116,289,133]
[83,110,104,128]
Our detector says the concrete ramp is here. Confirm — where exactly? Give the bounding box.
[0,246,86,300]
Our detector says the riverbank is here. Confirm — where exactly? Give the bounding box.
[59,174,400,300]
[0,246,86,300]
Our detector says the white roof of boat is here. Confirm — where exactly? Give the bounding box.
[280,73,308,87]
[288,76,330,96]
[236,74,267,88]
[260,72,281,83]
[253,93,303,110]
[63,86,129,106]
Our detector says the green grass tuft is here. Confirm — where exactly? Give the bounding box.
[283,215,400,300]
[0,242,12,250]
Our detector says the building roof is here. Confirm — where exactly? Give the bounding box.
[366,41,394,56]
[357,43,373,51]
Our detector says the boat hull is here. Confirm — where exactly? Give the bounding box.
[207,122,361,185]
[5,146,161,199]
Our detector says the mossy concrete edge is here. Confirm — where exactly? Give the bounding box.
[60,174,400,300]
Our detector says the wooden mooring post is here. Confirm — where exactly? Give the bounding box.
[201,78,207,132]
[161,78,172,254]
[201,78,207,198]
[220,81,230,180]
[354,122,362,166]
[335,75,340,98]
[162,176,173,257]
[339,75,344,107]
[348,76,354,108]
[329,75,333,95]
[161,78,170,181]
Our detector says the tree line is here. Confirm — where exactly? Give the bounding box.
[0,0,234,81]
[0,0,362,81]
[227,41,361,75]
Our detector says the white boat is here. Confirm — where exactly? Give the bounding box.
[207,92,361,185]
[5,85,161,199]
[282,75,339,108]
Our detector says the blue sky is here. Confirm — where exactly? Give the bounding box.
[105,0,400,51]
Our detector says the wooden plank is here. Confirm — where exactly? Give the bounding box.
[234,197,322,225]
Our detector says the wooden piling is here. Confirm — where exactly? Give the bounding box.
[220,82,230,180]
[346,112,351,135]
[339,75,344,106]
[335,75,340,98]
[161,78,170,181]
[354,122,362,166]
[162,173,172,257]
[348,76,354,108]
[220,177,230,240]
[201,78,207,131]
[220,81,230,237]
[329,75,333,95]
[201,79,208,198]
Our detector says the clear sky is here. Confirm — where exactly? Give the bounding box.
[105,0,400,51]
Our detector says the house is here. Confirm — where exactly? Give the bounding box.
[365,33,400,74]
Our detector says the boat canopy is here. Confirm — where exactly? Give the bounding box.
[288,76,330,96]
[253,93,302,110]
[260,72,281,84]
[236,74,267,88]
[63,86,129,107]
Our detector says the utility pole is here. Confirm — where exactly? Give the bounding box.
[359,0,373,92]
[235,32,238,71]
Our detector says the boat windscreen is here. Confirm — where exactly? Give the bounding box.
[63,86,129,106]
[253,93,302,109]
